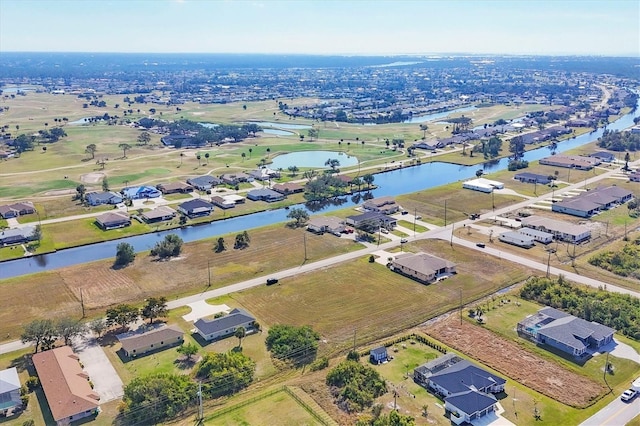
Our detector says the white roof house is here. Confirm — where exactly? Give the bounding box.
[463,178,504,193]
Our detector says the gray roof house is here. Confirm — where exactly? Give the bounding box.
[85,191,123,206]
[306,216,345,234]
[246,188,285,202]
[390,252,456,284]
[517,307,615,357]
[194,308,256,341]
[187,175,222,191]
[0,225,36,246]
[0,367,22,415]
[177,199,214,218]
[345,211,397,229]
[413,355,505,426]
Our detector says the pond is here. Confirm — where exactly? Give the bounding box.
[248,121,312,130]
[262,128,294,136]
[269,150,359,169]
[404,105,478,123]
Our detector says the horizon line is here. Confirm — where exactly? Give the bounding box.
[1,51,638,59]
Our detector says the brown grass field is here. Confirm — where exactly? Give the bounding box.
[424,315,606,408]
[232,239,534,356]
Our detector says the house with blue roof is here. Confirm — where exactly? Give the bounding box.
[194,308,256,341]
[517,307,615,357]
[121,186,162,200]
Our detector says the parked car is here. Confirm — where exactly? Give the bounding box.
[380,228,389,234]
[401,211,409,215]
[400,238,408,243]
[266,278,279,286]
[476,243,486,248]
[415,215,422,220]
[621,389,637,402]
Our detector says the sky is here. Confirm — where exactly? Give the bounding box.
[1,0,639,56]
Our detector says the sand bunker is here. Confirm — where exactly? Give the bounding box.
[81,172,105,184]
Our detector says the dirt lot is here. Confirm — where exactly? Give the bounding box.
[423,315,606,408]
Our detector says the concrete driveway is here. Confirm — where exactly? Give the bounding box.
[73,334,123,402]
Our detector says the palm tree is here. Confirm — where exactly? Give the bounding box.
[204,152,210,164]
[624,152,631,171]
[248,148,253,158]
[241,152,246,161]
[266,147,271,157]
[420,124,429,139]
[235,326,246,347]
[362,174,374,189]
[196,154,201,166]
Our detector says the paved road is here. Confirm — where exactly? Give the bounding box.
[579,396,639,426]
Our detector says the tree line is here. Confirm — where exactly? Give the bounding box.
[519,276,640,339]
[597,129,640,152]
[588,235,640,279]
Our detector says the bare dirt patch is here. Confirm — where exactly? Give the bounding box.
[81,172,105,184]
[44,189,76,196]
[423,316,606,408]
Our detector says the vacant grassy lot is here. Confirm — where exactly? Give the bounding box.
[233,239,533,356]
[396,181,525,225]
[0,225,362,340]
[200,389,324,426]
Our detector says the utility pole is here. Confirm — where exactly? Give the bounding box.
[303,232,307,260]
[207,260,211,287]
[444,200,447,227]
[198,381,203,422]
[546,250,552,278]
[414,208,417,236]
[459,288,463,325]
[80,289,85,318]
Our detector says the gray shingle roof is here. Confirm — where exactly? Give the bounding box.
[194,308,255,335]
[445,390,497,415]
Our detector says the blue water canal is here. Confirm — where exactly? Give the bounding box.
[2,104,638,279]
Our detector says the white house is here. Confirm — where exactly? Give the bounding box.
[0,367,21,415]
[499,231,535,248]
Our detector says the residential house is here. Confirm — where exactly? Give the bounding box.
[85,191,124,206]
[121,186,162,200]
[306,216,346,234]
[362,196,400,214]
[0,201,35,219]
[462,178,504,193]
[0,225,36,246]
[141,206,177,223]
[194,308,255,341]
[539,155,599,170]
[345,211,397,230]
[630,170,640,182]
[177,199,214,218]
[210,196,235,209]
[95,211,131,230]
[156,182,194,194]
[248,167,280,181]
[390,252,456,284]
[187,175,222,191]
[220,172,253,185]
[32,346,100,425]
[517,307,615,357]
[0,367,21,415]
[246,188,285,202]
[520,215,591,243]
[589,151,616,162]
[413,355,505,426]
[445,390,500,426]
[369,347,388,364]
[513,172,551,185]
[117,324,184,358]
[272,182,305,195]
